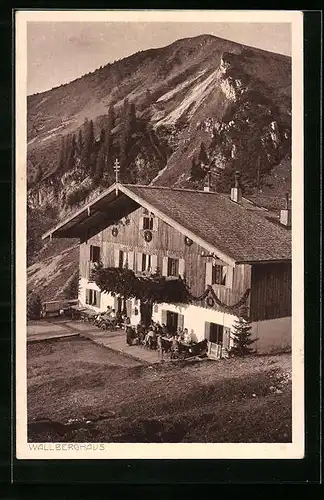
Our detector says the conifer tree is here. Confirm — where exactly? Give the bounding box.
[119,100,137,180]
[58,135,65,171]
[102,104,115,175]
[230,306,257,357]
[99,128,105,144]
[190,156,204,181]
[77,129,83,155]
[82,118,95,173]
[67,133,76,170]
[93,145,105,185]
[107,103,115,132]
[198,141,209,168]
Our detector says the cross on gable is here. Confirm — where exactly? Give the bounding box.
[113,158,120,183]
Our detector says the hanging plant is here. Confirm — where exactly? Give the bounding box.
[91,264,251,315]
[92,263,191,305]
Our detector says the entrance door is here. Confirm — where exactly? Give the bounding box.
[166,311,178,334]
[140,302,153,327]
[209,322,224,344]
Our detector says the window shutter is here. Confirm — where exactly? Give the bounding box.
[90,245,93,261]
[223,327,231,349]
[178,314,184,330]
[96,291,101,308]
[204,321,211,341]
[151,254,158,274]
[161,309,167,325]
[126,299,132,318]
[162,257,168,277]
[139,216,144,230]
[205,262,213,287]
[152,216,158,231]
[114,247,120,268]
[136,252,143,273]
[226,266,234,289]
[86,289,90,304]
[128,251,134,271]
[178,258,185,278]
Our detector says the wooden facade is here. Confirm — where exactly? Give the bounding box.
[250,262,291,321]
[79,206,253,313]
[79,204,291,322]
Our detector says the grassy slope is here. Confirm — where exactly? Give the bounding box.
[27,241,79,301]
[28,337,291,443]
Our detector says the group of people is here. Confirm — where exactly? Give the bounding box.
[94,306,131,329]
[125,321,193,359]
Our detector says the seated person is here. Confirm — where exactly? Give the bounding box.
[147,326,157,349]
[176,328,184,342]
[110,309,116,319]
[170,336,180,358]
[161,323,168,336]
[183,328,191,344]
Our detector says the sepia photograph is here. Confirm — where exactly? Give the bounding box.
[15,10,304,460]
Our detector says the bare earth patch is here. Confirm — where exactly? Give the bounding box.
[27,337,291,443]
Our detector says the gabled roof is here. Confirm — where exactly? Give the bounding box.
[42,183,291,264]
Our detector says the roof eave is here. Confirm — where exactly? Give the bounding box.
[235,258,291,265]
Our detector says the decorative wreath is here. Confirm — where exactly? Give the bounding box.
[184,236,193,247]
[144,230,153,242]
[112,227,118,237]
[206,296,215,307]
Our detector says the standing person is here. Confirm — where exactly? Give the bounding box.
[157,332,164,361]
[137,323,145,346]
[147,325,156,350]
[126,325,133,346]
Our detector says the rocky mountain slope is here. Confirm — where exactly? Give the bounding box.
[27,34,291,300]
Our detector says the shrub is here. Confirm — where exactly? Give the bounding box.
[27,293,42,320]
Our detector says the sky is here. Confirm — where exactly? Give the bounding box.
[27,22,291,95]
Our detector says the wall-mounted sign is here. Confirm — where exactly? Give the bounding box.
[206,296,215,308]
[144,230,153,242]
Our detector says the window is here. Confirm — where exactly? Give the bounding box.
[118,250,128,269]
[86,289,101,307]
[212,264,227,286]
[143,215,154,230]
[141,253,152,272]
[167,257,179,277]
[90,245,100,263]
[209,323,224,344]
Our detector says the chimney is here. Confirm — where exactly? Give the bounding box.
[204,171,211,192]
[280,192,291,227]
[230,170,242,203]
